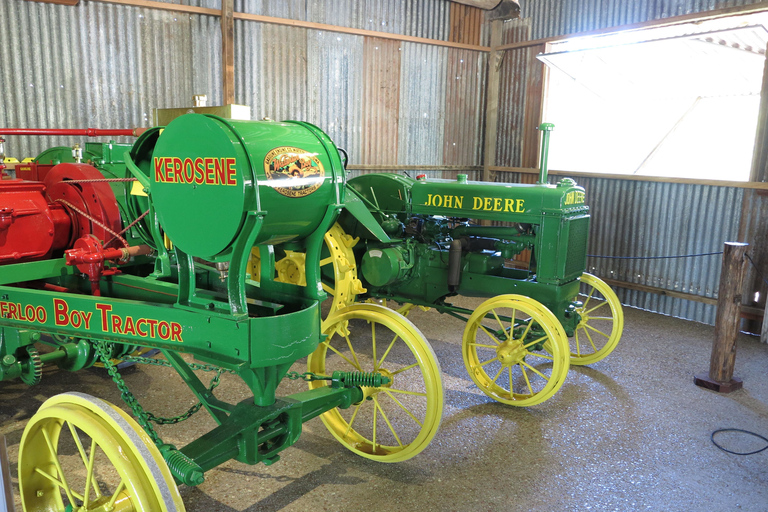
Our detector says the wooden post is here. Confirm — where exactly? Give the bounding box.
[221,0,235,106]
[762,301,768,343]
[482,19,503,184]
[694,242,748,393]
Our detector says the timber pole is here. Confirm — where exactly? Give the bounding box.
[694,242,749,393]
[221,0,235,106]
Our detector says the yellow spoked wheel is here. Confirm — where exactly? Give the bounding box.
[307,303,443,462]
[320,223,366,316]
[568,273,624,366]
[19,392,185,512]
[462,295,570,406]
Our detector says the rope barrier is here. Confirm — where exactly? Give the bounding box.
[744,253,768,288]
[587,252,723,260]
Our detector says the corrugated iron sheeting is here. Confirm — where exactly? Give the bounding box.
[443,49,487,167]
[360,37,402,167]
[0,0,220,160]
[577,177,744,325]
[236,0,451,40]
[519,0,767,41]
[307,31,364,161]
[398,43,448,165]
[495,46,529,168]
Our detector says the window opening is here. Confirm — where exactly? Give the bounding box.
[538,14,768,181]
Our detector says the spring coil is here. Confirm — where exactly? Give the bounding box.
[334,371,390,387]
[161,446,205,486]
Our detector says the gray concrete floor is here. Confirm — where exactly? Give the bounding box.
[2,298,768,511]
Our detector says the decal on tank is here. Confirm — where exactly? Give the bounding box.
[264,146,325,198]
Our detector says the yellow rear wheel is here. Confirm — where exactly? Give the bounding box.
[569,274,624,365]
[308,304,443,462]
[19,392,185,512]
[320,223,366,316]
[462,295,569,406]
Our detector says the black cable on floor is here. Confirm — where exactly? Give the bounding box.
[711,428,768,455]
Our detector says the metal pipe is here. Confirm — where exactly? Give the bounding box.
[0,128,138,137]
[537,123,555,184]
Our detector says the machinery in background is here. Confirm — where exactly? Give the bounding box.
[321,124,624,407]
[0,116,443,512]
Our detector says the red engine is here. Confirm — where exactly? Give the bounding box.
[0,163,123,264]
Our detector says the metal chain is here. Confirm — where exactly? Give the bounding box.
[147,371,223,425]
[95,341,163,447]
[284,371,330,382]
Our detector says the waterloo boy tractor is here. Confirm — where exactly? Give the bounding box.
[0,115,443,511]
[318,124,623,407]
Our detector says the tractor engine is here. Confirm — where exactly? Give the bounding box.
[345,171,590,315]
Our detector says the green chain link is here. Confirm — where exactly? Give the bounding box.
[97,344,230,431]
[284,371,330,382]
[95,341,164,447]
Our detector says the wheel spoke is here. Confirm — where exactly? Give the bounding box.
[582,326,599,352]
[520,360,550,381]
[323,341,360,370]
[344,334,362,370]
[381,389,424,427]
[467,342,498,349]
[581,288,594,310]
[107,480,127,509]
[372,321,378,370]
[478,356,499,367]
[386,388,427,397]
[320,256,334,267]
[41,427,77,506]
[491,309,508,335]
[373,397,404,447]
[583,323,611,339]
[390,362,419,375]
[344,402,363,437]
[478,324,501,345]
[491,365,505,383]
[588,316,614,321]
[574,330,582,356]
[518,320,533,344]
[321,282,335,295]
[520,364,534,396]
[527,352,555,362]
[585,301,609,315]
[377,332,401,369]
[84,438,100,507]
[522,335,547,349]
[67,421,102,503]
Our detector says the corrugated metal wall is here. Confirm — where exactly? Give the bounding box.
[1,0,480,174]
[2,0,765,327]
[497,0,768,326]
[520,0,768,41]
[0,0,220,158]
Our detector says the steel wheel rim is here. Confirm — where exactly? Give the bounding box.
[307,304,443,462]
[462,295,570,406]
[569,273,624,365]
[19,392,184,512]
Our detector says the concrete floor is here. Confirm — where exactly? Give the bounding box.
[2,297,768,511]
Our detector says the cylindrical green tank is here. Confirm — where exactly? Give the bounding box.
[140,114,345,261]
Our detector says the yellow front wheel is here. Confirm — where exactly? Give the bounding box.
[308,304,443,462]
[569,273,624,366]
[462,295,570,406]
[19,392,185,512]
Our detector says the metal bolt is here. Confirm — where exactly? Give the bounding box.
[36,490,44,497]
[2,355,15,365]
